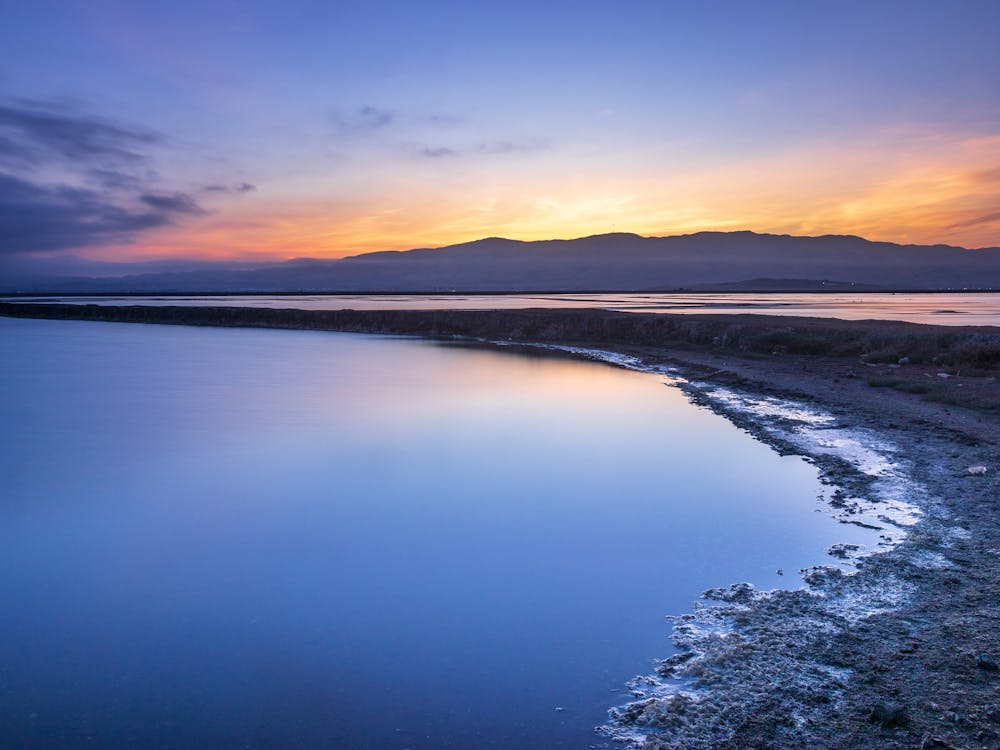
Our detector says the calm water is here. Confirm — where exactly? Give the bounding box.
[0,318,879,749]
[7,291,1000,325]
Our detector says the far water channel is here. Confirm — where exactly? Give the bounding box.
[0,318,881,748]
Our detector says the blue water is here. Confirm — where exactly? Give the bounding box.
[8,291,1000,325]
[0,318,877,749]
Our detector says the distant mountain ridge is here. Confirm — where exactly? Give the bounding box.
[5,231,1000,293]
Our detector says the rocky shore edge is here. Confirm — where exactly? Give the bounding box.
[2,301,999,749]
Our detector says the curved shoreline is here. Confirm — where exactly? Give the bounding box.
[496,340,998,749]
[2,302,999,749]
[603,364,936,748]
[481,346,998,748]
[496,340,944,746]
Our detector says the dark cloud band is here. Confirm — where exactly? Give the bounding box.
[0,173,202,254]
[0,99,212,255]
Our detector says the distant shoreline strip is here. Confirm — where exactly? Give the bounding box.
[2,302,999,372]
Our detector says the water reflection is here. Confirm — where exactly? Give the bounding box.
[7,291,1000,325]
[0,318,882,748]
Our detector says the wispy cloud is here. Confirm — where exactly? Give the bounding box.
[417,140,550,159]
[482,140,549,155]
[968,165,1000,184]
[948,210,1000,230]
[420,146,459,158]
[140,192,205,215]
[422,113,464,128]
[0,98,207,254]
[0,99,160,172]
[331,106,468,136]
[204,182,256,194]
[0,172,200,254]
[330,105,395,135]
[86,168,146,191]
[328,105,548,165]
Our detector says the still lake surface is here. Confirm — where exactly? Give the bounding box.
[8,291,1000,326]
[1,318,881,749]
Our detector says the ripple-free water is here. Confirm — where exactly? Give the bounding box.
[0,318,882,749]
[8,291,1000,325]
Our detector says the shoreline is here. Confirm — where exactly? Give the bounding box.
[580,349,950,748]
[2,302,999,748]
[507,341,999,748]
[465,341,1000,748]
[5,288,1000,297]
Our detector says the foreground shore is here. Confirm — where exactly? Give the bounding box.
[3,301,999,749]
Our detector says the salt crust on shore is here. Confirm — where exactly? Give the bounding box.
[500,341,942,749]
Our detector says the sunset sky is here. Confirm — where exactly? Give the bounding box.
[2,0,999,272]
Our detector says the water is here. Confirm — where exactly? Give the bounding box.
[6,291,1000,325]
[0,318,881,749]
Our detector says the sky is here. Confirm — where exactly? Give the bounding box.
[1,0,999,273]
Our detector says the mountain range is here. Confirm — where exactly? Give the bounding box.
[4,231,1000,293]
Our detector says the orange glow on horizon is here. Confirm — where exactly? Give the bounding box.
[89,128,1000,263]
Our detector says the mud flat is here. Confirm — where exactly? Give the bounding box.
[2,301,999,749]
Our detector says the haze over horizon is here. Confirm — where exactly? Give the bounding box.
[6,230,1000,293]
[2,0,999,278]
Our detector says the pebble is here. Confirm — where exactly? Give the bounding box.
[977,653,999,672]
[921,736,957,750]
[869,702,908,728]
